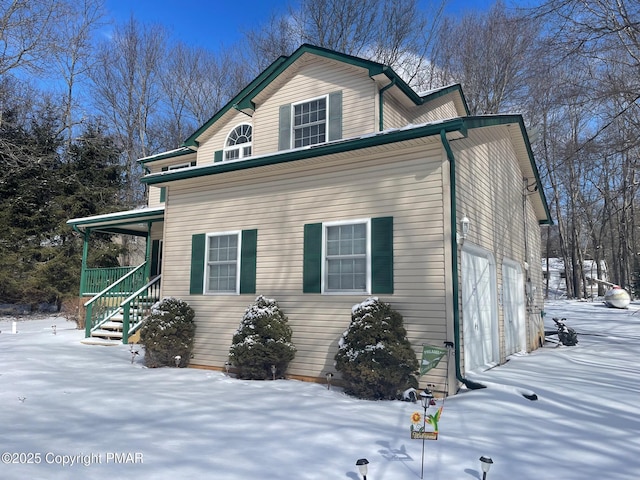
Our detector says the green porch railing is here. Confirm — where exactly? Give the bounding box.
[84,263,148,338]
[121,275,162,344]
[82,266,139,296]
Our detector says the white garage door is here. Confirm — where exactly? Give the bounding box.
[461,246,499,373]
[502,260,526,356]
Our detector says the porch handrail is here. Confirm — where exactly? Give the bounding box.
[84,263,147,308]
[121,275,162,344]
[84,263,148,338]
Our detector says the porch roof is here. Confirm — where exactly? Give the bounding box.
[67,206,164,236]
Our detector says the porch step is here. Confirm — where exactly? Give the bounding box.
[101,320,123,330]
[81,337,121,346]
[91,329,123,339]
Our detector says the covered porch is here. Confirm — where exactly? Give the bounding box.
[67,207,165,344]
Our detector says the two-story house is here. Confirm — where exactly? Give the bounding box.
[68,44,551,395]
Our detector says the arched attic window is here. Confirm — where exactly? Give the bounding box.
[224,123,252,161]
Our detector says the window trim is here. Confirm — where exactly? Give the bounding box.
[291,94,328,149]
[223,123,252,161]
[204,230,242,295]
[321,218,371,294]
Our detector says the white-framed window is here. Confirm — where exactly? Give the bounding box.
[293,96,327,148]
[224,123,252,161]
[323,219,370,293]
[205,231,241,294]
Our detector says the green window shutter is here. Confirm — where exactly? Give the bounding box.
[278,104,291,150]
[150,240,160,276]
[328,91,342,141]
[303,223,322,293]
[371,216,394,294]
[159,166,168,203]
[214,150,223,163]
[239,229,257,294]
[189,233,206,294]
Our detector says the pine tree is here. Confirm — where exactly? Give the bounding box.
[229,296,296,380]
[335,297,419,400]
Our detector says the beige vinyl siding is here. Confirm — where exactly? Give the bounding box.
[148,186,162,207]
[452,126,544,369]
[160,140,451,389]
[197,111,251,165]
[253,60,376,154]
[383,92,462,131]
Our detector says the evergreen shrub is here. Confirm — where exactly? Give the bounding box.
[335,297,419,400]
[229,296,296,380]
[140,298,196,368]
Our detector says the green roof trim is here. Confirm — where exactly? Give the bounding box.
[419,84,470,116]
[137,147,194,165]
[463,115,552,225]
[67,207,165,230]
[180,44,470,148]
[143,118,467,185]
[182,55,289,147]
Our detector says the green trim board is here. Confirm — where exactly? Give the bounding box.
[144,114,550,226]
[138,147,195,165]
[180,44,470,149]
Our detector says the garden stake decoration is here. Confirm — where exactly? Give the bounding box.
[51,325,56,335]
[326,372,333,390]
[174,355,182,367]
[410,387,443,479]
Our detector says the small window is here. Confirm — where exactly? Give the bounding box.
[293,97,326,148]
[206,233,240,293]
[324,220,370,293]
[224,124,252,161]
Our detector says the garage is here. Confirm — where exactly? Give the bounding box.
[461,245,499,373]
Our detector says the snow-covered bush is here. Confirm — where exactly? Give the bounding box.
[139,298,196,368]
[335,297,419,400]
[229,296,296,380]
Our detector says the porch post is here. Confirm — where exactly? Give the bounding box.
[79,228,90,296]
[145,221,152,280]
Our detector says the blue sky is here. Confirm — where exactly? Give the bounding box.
[104,0,503,51]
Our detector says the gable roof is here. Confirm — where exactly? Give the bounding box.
[181,44,470,149]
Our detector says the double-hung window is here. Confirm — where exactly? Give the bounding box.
[206,232,240,293]
[303,217,393,295]
[324,220,369,292]
[293,97,326,148]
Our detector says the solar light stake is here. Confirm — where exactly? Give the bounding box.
[271,364,276,380]
[419,388,434,479]
[174,355,181,367]
[479,456,493,480]
[355,458,369,480]
[51,325,57,335]
[325,372,333,390]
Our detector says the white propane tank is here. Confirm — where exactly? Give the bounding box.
[604,286,631,309]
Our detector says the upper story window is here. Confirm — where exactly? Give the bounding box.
[278,91,342,151]
[224,123,252,161]
[293,97,326,148]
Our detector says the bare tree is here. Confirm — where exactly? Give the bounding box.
[0,0,64,77]
[52,0,106,149]
[243,0,444,89]
[432,0,542,114]
[90,16,167,206]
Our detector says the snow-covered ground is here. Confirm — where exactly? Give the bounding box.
[1,300,639,480]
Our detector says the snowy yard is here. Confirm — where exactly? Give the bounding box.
[1,300,639,480]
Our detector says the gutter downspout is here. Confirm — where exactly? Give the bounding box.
[379,78,396,131]
[440,129,486,391]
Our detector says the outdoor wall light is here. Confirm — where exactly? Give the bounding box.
[355,458,369,480]
[461,216,470,239]
[479,456,493,480]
